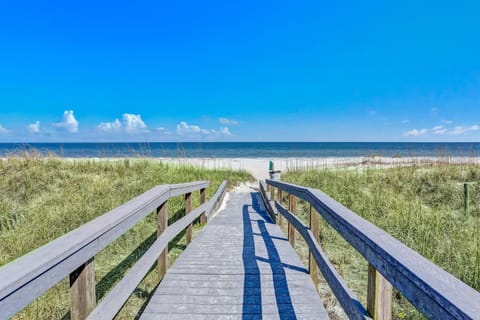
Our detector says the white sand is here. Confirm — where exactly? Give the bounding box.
[157,156,480,180]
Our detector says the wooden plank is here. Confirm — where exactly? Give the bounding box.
[157,201,168,280]
[70,258,96,320]
[185,192,192,244]
[267,179,480,319]
[141,191,328,319]
[200,188,207,224]
[87,181,227,320]
[288,194,296,247]
[275,201,368,320]
[87,201,210,320]
[0,181,209,319]
[309,205,319,288]
[367,263,392,320]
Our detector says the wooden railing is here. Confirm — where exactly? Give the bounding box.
[260,179,480,320]
[0,180,227,320]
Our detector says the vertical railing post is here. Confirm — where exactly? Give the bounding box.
[185,192,192,244]
[200,188,207,224]
[277,188,283,226]
[70,257,96,320]
[309,205,319,288]
[367,263,392,320]
[288,194,296,247]
[157,201,168,280]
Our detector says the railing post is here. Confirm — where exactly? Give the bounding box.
[309,205,319,288]
[185,192,192,244]
[70,257,96,320]
[277,188,283,226]
[288,194,296,247]
[367,263,392,320]
[157,201,168,280]
[200,188,207,224]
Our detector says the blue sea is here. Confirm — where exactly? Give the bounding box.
[0,142,479,158]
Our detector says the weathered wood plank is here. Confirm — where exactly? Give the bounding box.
[200,187,207,224]
[0,181,209,319]
[275,201,369,320]
[309,205,320,288]
[141,191,327,319]
[367,263,392,320]
[157,201,168,280]
[185,192,192,244]
[288,194,296,247]
[267,179,480,319]
[70,258,96,320]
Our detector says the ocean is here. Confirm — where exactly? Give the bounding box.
[0,142,479,158]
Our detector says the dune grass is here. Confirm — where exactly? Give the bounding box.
[0,154,253,319]
[282,164,480,319]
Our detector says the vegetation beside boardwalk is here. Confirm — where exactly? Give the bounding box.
[283,164,480,319]
[0,153,253,319]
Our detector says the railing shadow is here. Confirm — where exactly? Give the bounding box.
[242,192,296,319]
[60,207,187,320]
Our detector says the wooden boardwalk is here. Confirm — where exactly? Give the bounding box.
[141,191,328,320]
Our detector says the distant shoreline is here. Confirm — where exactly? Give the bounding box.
[4,155,479,180]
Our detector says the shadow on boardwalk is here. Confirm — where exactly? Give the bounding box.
[242,192,297,319]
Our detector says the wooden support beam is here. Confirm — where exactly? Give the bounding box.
[185,192,192,244]
[309,205,320,288]
[70,258,96,320]
[199,188,207,224]
[277,188,283,226]
[288,194,296,247]
[367,263,392,320]
[157,201,168,280]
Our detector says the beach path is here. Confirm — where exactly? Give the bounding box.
[140,190,327,319]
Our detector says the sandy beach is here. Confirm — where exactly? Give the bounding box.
[156,156,480,180]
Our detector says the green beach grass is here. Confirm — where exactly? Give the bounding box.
[0,154,253,319]
[282,164,480,319]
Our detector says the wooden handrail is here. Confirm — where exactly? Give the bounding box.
[265,179,480,320]
[0,180,229,319]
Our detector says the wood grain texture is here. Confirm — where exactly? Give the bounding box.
[309,205,320,288]
[288,195,296,247]
[200,188,207,224]
[70,258,96,320]
[367,263,392,320]
[275,201,369,320]
[0,181,209,319]
[267,179,480,319]
[140,191,328,319]
[185,192,192,244]
[157,201,168,281]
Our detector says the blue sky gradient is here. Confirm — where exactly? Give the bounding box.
[0,1,479,142]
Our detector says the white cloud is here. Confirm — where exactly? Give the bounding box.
[97,114,148,134]
[176,122,210,135]
[53,110,79,133]
[0,124,9,134]
[432,125,447,134]
[450,125,480,135]
[176,121,232,137]
[97,118,121,132]
[405,128,427,137]
[28,121,40,133]
[219,117,239,125]
[122,113,147,133]
[220,127,231,136]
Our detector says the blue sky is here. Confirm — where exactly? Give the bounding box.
[0,1,479,142]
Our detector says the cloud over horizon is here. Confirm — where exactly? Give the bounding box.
[53,110,79,133]
[27,121,40,133]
